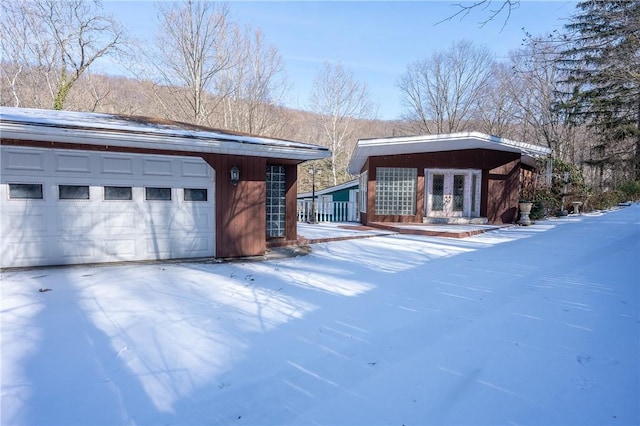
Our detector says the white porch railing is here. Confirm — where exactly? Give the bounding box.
[297,200,359,223]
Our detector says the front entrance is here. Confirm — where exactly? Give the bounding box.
[425,169,481,219]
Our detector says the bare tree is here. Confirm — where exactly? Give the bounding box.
[441,0,520,29]
[309,61,374,186]
[0,0,124,110]
[475,62,519,137]
[398,40,495,134]
[216,27,290,136]
[506,38,580,162]
[152,0,235,125]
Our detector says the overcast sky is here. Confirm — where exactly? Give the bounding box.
[101,1,577,120]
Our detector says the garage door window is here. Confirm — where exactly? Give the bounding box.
[145,187,171,201]
[59,185,90,200]
[184,188,208,201]
[104,186,132,200]
[9,183,43,199]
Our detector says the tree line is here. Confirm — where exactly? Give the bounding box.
[1,0,638,203]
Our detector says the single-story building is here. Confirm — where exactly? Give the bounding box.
[297,179,359,222]
[0,107,329,268]
[347,132,552,225]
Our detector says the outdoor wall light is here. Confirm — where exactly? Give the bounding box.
[230,166,240,186]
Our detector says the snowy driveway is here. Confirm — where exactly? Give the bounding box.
[2,206,639,425]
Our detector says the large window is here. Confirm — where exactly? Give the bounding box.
[266,165,286,238]
[375,167,417,216]
[9,183,43,199]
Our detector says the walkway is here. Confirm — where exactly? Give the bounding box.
[297,221,508,244]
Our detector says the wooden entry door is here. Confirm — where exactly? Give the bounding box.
[425,169,481,218]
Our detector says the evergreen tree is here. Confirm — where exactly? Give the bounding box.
[557,1,640,182]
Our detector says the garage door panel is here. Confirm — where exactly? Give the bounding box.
[58,239,96,262]
[55,152,92,173]
[3,238,50,264]
[104,239,137,257]
[58,212,94,232]
[168,210,212,231]
[3,149,46,173]
[102,212,138,231]
[143,158,174,176]
[145,234,213,257]
[101,156,134,175]
[3,212,49,235]
[181,160,211,178]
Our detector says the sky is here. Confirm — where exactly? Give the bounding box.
[101,1,577,120]
[2,206,638,424]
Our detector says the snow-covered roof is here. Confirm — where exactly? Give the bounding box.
[347,132,552,174]
[298,179,358,199]
[0,107,330,162]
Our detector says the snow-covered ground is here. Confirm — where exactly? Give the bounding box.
[2,206,639,426]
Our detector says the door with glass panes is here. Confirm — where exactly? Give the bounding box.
[425,169,481,218]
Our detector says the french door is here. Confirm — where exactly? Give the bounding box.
[425,169,481,218]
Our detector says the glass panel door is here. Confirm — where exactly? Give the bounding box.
[425,169,481,218]
[432,174,444,211]
[453,174,465,212]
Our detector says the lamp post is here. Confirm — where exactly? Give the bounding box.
[308,166,321,223]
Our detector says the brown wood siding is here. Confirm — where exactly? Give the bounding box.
[359,149,521,225]
[202,154,267,258]
[284,164,298,243]
[2,138,302,258]
[486,159,520,223]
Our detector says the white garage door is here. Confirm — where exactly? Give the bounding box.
[1,146,215,268]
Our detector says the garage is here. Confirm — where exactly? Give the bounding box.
[1,146,215,267]
[1,107,330,268]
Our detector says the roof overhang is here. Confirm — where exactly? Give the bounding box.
[347,132,552,174]
[0,107,330,162]
[298,179,358,198]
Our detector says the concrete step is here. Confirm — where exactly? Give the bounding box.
[423,217,488,225]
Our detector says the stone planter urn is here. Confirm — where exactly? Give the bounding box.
[518,202,533,226]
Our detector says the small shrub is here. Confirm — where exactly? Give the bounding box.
[617,181,640,202]
[531,189,560,219]
[585,181,640,211]
[587,189,625,210]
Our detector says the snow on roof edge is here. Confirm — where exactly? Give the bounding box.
[0,107,330,159]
